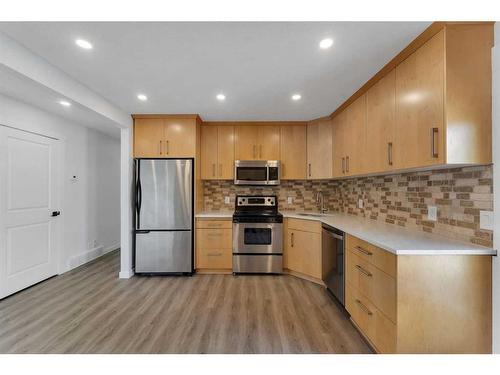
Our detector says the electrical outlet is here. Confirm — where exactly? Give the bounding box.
[287,196,293,204]
[480,211,494,231]
[358,199,364,209]
[224,196,231,205]
[428,206,437,221]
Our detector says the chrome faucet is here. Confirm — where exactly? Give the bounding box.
[316,191,328,214]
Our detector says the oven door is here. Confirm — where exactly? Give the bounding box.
[233,222,283,254]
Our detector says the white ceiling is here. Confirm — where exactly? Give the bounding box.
[0,22,431,121]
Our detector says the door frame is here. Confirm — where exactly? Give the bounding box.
[0,123,65,278]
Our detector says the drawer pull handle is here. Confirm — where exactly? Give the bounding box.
[207,252,223,257]
[355,246,373,256]
[355,299,373,316]
[207,223,222,227]
[355,265,372,277]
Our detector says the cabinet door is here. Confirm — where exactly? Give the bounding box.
[307,120,333,179]
[164,118,197,157]
[234,125,259,160]
[366,70,396,173]
[257,125,280,160]
[344,95,366,176]
[395,30,444,169]
[217,125,235,179]
[332,111,346,177]
[280,125,306,179]
[201,125,218,179]
[287,229,321,279]
[134,118,164,157]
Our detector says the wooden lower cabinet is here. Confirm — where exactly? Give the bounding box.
[195,219,232,273]
[345,234,492,353]
[284,218,322,281]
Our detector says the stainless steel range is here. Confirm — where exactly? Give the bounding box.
[232,195,283,274]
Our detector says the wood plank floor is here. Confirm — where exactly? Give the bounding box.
[0,251,372,354]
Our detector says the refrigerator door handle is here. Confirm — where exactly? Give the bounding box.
[136,230,150,234]
[136,177,142,216]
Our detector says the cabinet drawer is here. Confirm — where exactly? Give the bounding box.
[346,249,396,322]
[346,235,396,277]
[196,247,232,269]
[196,228,232,249]
[287,218,322,233]
[346,282,396,354]
[196,219,232,229]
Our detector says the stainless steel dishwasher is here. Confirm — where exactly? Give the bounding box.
[322,224,345,305]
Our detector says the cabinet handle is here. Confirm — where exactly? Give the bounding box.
[355,299,373,316]
[308,163,312,177]
[291,232,294,247]
[431,127,438,158]
[355,246,373,256]
[219,164,222,177]
[253,145,256,158]
[166,140,170,155]
[159,141,162,155]
[388,142,393,166]
[207,223,223,227]
[207,252,223,257]
[346,156,350,173]
[342,157,345,174]
[212,163,216,177]
[355,265,373,277]
[259,145,262,158]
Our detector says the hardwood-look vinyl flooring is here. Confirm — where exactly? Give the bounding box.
[0,251,372,354]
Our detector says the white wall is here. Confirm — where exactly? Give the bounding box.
[0,93,121,273]
[493,22,500,354]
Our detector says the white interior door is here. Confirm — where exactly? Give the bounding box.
[0,126,60,299]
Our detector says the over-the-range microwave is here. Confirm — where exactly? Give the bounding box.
[234,160,280,185]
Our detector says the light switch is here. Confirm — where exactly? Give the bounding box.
[224,196,231,205]
[480,211,494,231]
[287,196,293,204]
[428,206,437,221]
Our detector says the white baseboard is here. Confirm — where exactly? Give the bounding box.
[119,269,134,279]
[67,242,120,271]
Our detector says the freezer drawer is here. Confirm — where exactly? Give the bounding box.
[233,254,282,274]
[135,230,192,273]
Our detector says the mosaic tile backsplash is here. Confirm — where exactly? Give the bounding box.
[203,165,494,247]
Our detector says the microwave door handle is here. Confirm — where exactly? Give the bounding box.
[266,165,270,184]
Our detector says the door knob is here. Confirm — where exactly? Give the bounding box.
[51,211,61,217]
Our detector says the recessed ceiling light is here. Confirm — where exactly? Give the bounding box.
[319,38,334,49]
[137,94,148,101]
[75,39,93,50]
[59,100,71,107]
[216,94,226,101]
[291,94,302,101]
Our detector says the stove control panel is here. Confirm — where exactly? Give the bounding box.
[236,195,276,207]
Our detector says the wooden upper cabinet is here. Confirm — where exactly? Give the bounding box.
[201,125,235,180]
[217,125,235,179]
[258,125,280,160]
[164,118,197,157]
[134,117,197,158]
[134,118,164,157]
[280,124,307,179]
[366,69,396,174]
[234,125,258,160]
[201,125,218,179]
[332,111,346,178]
[234,124,280,160]
[307,119,333,179]
[395,29,445,169]
[344,94,367,176]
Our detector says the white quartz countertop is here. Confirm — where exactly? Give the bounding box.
[195,210,496,256]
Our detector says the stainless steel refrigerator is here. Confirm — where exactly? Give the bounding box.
[134,159,194,274]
